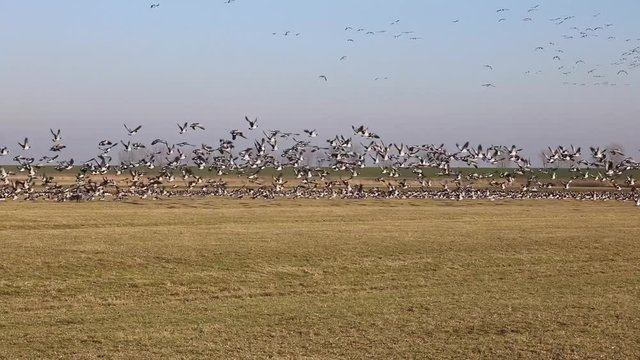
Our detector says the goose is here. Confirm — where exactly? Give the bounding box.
[230,129,247,140]
[245,116,258,130]
[50,144,66,152]
[124,124,142,136]
[190,122,205,131]
[18,138,30,150]
[50,129,62,142]
[303,129,318,137]
[121,141,133,152]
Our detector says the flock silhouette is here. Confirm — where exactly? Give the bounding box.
[0,121,639,205]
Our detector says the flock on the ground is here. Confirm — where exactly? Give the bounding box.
[0,122,639,206]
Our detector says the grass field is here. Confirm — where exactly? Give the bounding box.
[1,199,639,359]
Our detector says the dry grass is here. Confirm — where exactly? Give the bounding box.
[1,199,639,359]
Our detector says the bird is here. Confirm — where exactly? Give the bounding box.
[18,138,30,150]
[481,83,496,87]
[178,122,189,134]
[150,4,160,9]
[245,116,258,130]
[124,124,142,136]
[230,129,247,140]
[319,75,328,81]
[484,65,493,70]
[339,56,347,61]
[190,122,205,131]
[303,129,318,137]
[50,129,62,142]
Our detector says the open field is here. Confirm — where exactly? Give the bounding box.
[1,199,639,359]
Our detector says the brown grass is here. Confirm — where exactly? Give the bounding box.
[1,199,639,359]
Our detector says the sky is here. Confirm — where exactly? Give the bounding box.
[0,0,639,162]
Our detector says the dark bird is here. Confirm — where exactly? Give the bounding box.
[18,138,30,150]
[319,75,328,81]
[124,124,142,136]
[245,116,258,130]
[190,122,205,131]
[150,4,160,9]
[50,129,62,142]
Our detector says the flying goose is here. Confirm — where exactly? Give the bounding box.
[303,129,318,137]
[245,116,258,130]
[230,129,247,140]
[190,122,205,131]
[18,138,30,150]
[50,129,62,142]
[124,124,142,136]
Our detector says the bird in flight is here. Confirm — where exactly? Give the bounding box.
[124,124,142,136]
[245,116,258,130]
[484,65,493,70]
[481,83,496,88]
[190,122,205,131]
[303,129,318,137]
[50,129,62,142]
[18,138,30,150]
[618,70,629,76]
[339,56,347,61]
[150,4,160,9]
[319,75,328,81]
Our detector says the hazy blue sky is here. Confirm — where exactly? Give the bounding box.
[1,0,639,160]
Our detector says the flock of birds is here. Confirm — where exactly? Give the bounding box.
[145,2,639,87]
[2,3,637,204]
[1,120,639,206]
